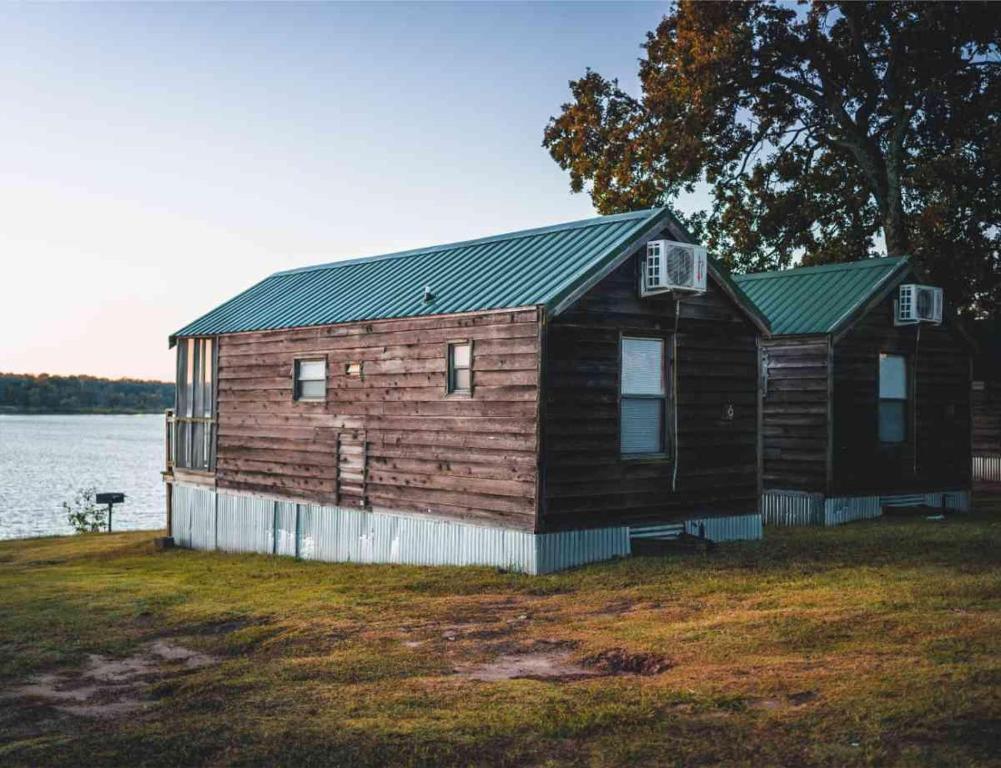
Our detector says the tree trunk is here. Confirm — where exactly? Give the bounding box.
[881,190,908,257]
[882,117,909,257]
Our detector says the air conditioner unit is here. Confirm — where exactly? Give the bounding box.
[641,240,707,296]
[897,284,943,325]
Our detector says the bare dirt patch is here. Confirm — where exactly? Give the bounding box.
[455,644,674,682]
[4,640,217,718]
[581,647,674,676]
[580,652,672,676]
[456,649,598,682]
[751,690,821,711]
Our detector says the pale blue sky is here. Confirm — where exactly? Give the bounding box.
[0,2,705,379]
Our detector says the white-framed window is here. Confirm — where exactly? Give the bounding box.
[447,341,472,395]
[294,358,326,401]
[620,337,667,456]
[878,353,907,444]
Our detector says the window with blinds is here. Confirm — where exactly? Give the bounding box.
[294,358,327,401]
[620,337,667,456]
[878,353,908,443]
[447,341,472,395]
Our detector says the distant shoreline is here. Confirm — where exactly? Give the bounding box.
[0,408,166,416]
[1,373,174,415]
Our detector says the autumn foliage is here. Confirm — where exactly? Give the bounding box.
[544,1,1000,317]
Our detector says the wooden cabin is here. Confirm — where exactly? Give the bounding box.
[165,208,770,573]
[972,319,1001,482]
[734,258,973,526]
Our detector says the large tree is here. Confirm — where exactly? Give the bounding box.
[544,1,1000,317]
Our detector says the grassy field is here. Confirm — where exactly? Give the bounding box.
[1,494,1000,767]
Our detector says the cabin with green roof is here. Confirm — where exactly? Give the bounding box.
[972,319,1001,482]
[735,257,972,526]
[164,208,769,573]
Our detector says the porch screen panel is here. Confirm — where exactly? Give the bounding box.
[174,337,217,471]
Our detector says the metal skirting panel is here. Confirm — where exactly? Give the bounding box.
[170,484,216,549]
[630,524,685,541]
[761,490,880,527]
[973,455,1001,482]
[274,502,298,558]
[629,514,763,543]
[684,514,763,542]
[880,490,971,512]
[215,493,272,555]
[763,487,972,527]
[169,485,629,574]
[536,527,631,574]
[824,496,881,526]
[761,491,825,526]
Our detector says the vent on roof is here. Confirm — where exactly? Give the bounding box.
[896,284,942,325]
[641,240,707,297]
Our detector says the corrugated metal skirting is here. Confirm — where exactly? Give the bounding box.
[761,491,825,526]
[973,455,1001,482]
[170,483,216,549]
[763,487,972,526]
[169,484,629,575]
[683,514,763,542]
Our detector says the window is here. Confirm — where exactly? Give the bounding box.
[878,353,908,444]
[294,359,326,401]
[621,337,667,456]
[447,342,472,394]
[174,337,216,471]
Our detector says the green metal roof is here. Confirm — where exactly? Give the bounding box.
[174,207,768,342]
[734,257,910,336]
[173,208,669,341]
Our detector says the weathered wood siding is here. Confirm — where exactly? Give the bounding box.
[759,338,830,493]
[212,309,541,530]
[831,290,971,495]
[973,380,1001,458]
[539,252,761,532]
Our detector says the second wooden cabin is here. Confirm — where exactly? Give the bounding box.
[972,319,1001,482]
[735,258,973,526]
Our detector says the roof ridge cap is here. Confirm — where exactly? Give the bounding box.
[734,256,907,281]
[274,208,666,277]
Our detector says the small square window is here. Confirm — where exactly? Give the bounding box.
[447,342,472,394]
[294,358,326,401]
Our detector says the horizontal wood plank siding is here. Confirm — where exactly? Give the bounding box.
[214,309,541,530]
[832,291,971,495]
[973,380,1001,458]
[540,249,760,531]
[759,338,830,493]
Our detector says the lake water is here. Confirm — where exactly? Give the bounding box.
[0,414,165,540]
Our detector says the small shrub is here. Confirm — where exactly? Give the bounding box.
[64,487,107,533]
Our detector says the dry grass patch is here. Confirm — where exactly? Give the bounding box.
[0,493,999,766]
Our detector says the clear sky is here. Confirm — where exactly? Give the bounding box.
[1,1,702,381]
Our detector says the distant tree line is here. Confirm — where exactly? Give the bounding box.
[0,373,174,414]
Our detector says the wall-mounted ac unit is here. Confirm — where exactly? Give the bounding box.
[641,240,707,296]
[897,283,943,325]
